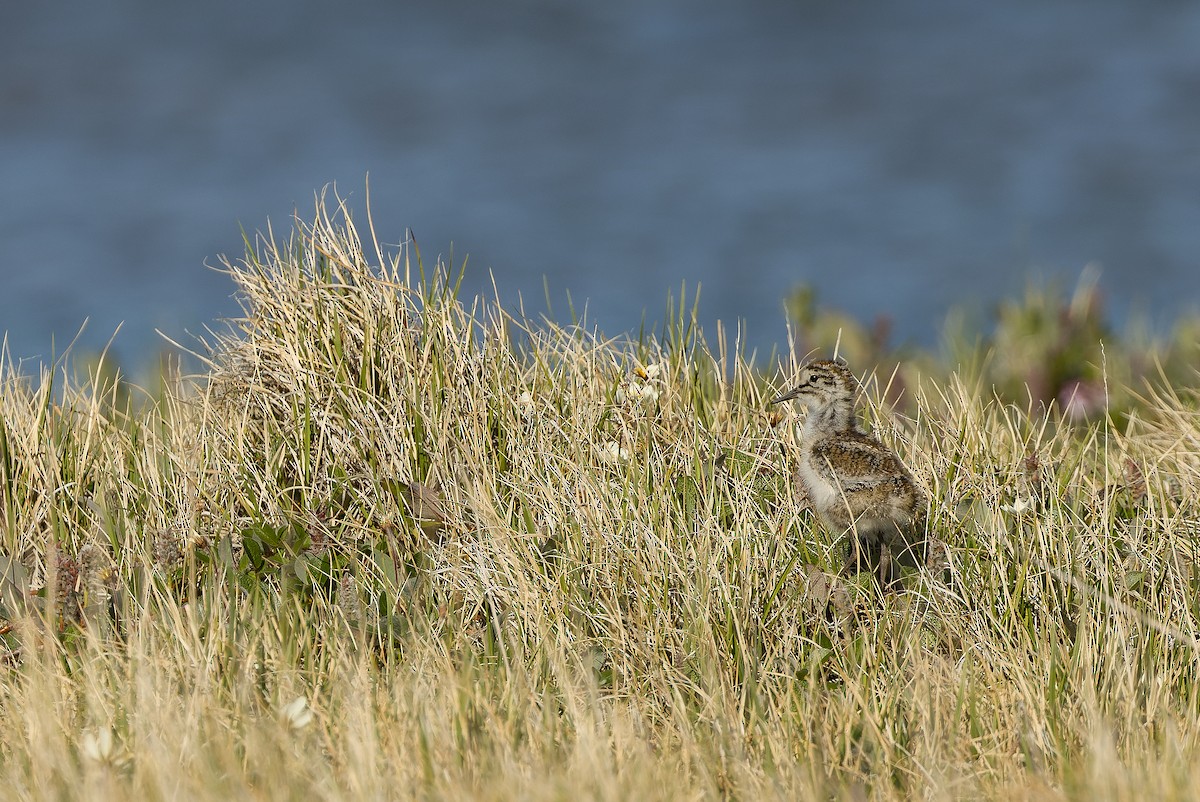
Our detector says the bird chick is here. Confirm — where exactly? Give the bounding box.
[772,358,927,590]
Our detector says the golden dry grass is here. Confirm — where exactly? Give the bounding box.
[1,197,1199,800]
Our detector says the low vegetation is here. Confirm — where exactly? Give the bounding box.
[1,197,1199,799]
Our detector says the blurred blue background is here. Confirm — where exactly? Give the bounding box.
[3,0,1199,367]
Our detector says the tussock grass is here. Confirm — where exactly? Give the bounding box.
[2,198,1200,799]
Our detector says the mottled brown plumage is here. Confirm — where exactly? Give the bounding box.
[773,358,927,590]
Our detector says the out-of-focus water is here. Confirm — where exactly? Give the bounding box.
[3,0,1198,366]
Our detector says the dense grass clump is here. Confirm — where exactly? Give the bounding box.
[1,198,1199,799]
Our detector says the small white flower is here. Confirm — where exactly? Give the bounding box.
[599,441,631,464]
[280,696,315,731]
[637,383,660,404]
[614,385,629,405]
[1001,496,1036,515]
[634,361,664,380]
[80,728,128,767]
[80,729,115,764]
[516,390,535,418]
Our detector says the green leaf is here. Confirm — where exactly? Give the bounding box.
[0,553,30,618]
[243,537,263,571]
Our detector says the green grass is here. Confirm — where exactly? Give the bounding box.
[1,196,1199,800]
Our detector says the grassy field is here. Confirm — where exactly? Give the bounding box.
[2,199,1199,800]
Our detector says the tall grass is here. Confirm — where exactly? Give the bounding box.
[1,197,1199,799]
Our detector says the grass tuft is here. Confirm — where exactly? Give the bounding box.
[2,195,1200,799]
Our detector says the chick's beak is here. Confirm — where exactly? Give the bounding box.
[770,385,803,405]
